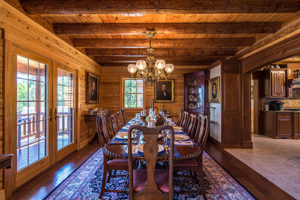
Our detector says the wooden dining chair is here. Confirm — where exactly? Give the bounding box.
[182,112,191,132]
[180,111,188,128]
[173,115,209,200]
[127,125,174,200]
[116,111,124,130]
[121,108,127,124]
[177,109,184,126]
[109,113,120,136]
[98,113,129,199]
[193,115,206,144]
[186,114,197,139]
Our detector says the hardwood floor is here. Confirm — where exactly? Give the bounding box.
[8,138,294,200]
[206,140,295,200]
[9,140,100,200]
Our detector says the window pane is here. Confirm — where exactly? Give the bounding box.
[124,79,143,108]
[16,55,48,171]
[17,79,28,101]
[57,68,74,150]
[28,59,39,81]
[28,80,37,101]
[17,56,28,79]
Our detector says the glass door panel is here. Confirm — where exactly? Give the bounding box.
[57,68,74,150]
[16,55,48,171]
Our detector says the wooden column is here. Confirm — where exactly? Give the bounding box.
[221,59,243,148]
[241,72,253,148]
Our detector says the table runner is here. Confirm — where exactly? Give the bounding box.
[110,118,193,145]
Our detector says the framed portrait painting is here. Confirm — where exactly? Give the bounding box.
[208,76,220,103]
[154,79,175,103]
[86,72,99,104]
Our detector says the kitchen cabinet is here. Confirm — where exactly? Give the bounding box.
[254,68,287,98]
[259,111,295,139]
[293,112,300,139]
[276,112,293,138]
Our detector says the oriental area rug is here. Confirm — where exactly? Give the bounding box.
[46,148,254,200]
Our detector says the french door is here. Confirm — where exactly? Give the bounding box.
[9,47,77,188]
[53,64,77,161]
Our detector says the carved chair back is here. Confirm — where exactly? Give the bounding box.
[109,113,120,136]
[96,115,105,146]
[177,109,184,125]
[116,111,124,129]
[186,114,197,138]
[121,109,127,124]
[127,125,174,200]
[180,111,189,128]
[183,112,191,132]
[194,115,207,145]
[99,113,111,144]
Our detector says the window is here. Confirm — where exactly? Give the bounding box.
[123,79,144,108]
[57,68,74,150]
[16,55,48,171]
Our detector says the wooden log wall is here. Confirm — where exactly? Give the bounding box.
[0,29,4,191]
[0,1,101,196]
[100,66,206,121]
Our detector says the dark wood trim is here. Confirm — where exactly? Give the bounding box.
[208,136,221,148]
[241,33,300,73]
[86,48,237,57]
[19,0,300,14]
[54,22,281,35]
[73,38,255,48]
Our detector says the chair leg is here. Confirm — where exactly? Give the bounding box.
[107,170,112,183]
[99,166,107,199]
[198,169,207,200]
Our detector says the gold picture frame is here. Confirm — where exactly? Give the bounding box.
[154,79,175,103]
[208,76,220,103]
[86,72,99,104]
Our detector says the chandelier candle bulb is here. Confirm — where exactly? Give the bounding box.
[136,60,147,70]
[165,64,174,73]
[128,64,137,74]
[155,60,166,70]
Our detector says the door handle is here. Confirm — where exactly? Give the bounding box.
[54,108,58,121]
[49,108,53,121]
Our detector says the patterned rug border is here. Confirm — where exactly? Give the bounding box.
[204,151,257,200]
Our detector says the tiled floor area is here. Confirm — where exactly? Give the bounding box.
[225,134,300,199]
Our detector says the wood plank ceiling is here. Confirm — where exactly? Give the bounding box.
[16,0,300,67]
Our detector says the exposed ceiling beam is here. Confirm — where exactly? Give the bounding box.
[85,48,237,57]
[73,38,255,48]
[94,55,225,62]
[98,60,215,66]
[19,0,300,14]
[54,22,281,35]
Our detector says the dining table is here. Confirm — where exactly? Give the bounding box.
[103,117,202,161]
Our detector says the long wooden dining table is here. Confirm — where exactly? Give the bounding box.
[103,118,202,161]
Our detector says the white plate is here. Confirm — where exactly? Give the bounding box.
[126,144,164,154]
[169,134,190,141]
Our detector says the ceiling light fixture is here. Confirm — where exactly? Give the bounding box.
[127,31,174,85]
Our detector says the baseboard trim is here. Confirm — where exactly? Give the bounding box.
[242,141,253,149]
[79,135,95,150]
[0,189,5,200]
[208,136,221,148]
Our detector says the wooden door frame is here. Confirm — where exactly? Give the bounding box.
[53,62,78,162]
[241,33,300,149]
[4,44,53,193]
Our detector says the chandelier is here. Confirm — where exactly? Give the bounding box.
[127,31,174,85]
